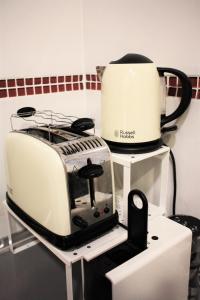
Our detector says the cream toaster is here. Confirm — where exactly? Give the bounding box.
[5,116,118,250]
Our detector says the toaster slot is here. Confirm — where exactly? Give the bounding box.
[68,172,89,209]
[25,128,66,144]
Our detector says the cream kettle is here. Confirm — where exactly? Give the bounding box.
[101,54,192,153]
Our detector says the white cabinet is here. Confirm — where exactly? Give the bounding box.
[111,146,170,225]
[106,216,191,300]
[84,216,192,300]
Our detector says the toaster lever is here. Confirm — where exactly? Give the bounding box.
[78,159,104,208]
[78,164,103,179]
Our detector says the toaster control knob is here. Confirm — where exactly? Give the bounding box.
[72,216,88,229]
[104,207,110,214]
[93,211,100,218]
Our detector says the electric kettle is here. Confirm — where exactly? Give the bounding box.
[101,54,192,153]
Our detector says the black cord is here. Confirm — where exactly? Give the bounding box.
[118,221,128,230]
[163,142,177,215]
[169,148,177,215]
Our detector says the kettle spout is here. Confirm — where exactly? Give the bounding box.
[96,66,106,82]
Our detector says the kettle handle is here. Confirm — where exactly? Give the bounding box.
[157,67,192,127]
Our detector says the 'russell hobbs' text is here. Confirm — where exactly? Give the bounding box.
[120,130,135,138]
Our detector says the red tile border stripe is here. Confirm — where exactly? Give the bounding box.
[85,73,101,90]
[0,74,83,98]
[86,72,200,98]
[0,72,200,99]
[167,76,200,99]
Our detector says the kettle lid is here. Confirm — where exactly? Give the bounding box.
[110,53,153,64]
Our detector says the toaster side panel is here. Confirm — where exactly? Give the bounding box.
[6,132,71,236]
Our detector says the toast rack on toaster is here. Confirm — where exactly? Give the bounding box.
[10,106,95,133]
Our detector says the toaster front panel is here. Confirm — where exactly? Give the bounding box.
[65,149,115,233]
[6,132,71,236]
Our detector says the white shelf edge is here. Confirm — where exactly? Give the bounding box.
[111,146,170,165]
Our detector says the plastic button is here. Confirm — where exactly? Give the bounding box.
[93,211,100,218]
[104,207,110,214]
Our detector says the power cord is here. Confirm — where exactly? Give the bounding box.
[162,125,178,215]
[169,148,177,215]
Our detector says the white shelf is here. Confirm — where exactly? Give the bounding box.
[111,145,169,166]
[4,201,127,264]
[111,146,170,224]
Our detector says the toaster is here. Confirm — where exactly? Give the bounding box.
[5,118,118,250]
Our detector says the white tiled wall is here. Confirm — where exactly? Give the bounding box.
[0,0,85,76]
[82,0,200,218]
[82,0,200,74]
[0,0,200,238]
[0,0,87,238]
[164,98,200,217]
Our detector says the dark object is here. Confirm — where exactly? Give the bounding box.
[161,125,178,133]
[104,207,110,214]
[128,189,148,250]
[169,215,200,237]
[93,211,100,218]
[84,189,148,300]
[72,215,88,229]
[78,163,103,179]
[6,193,118,251]
[71,118,94,131]
[17,107,36,117]
[103,138,163,154]
[169,215,200,300]
[158,68,192,127]
[162,143,177,215]
[170,148,177,215]
[111,53,153,64]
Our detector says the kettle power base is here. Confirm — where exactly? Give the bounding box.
[103,138,163,154]
[6,193,119,251]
